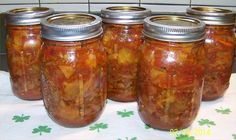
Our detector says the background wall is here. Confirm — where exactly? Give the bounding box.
[0,0,236,71]
[1,0,236,12]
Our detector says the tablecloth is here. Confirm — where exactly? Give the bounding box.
[0,71,236,140]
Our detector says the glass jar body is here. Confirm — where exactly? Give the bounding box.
[137,37,205,130]
[6,25,42,100]
[41,36,107,127]
[102,23,143,102]
[202,25,235,101]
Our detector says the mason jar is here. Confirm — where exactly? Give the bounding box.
[41,13,107,127]
[5,7,54,100]
[187,7,236,101]
[101,6,151,102]
[137,15,206,130]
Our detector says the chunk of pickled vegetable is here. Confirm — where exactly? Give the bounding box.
[86,53,97,68]
[118,48,135,64]
[59,65,75,79]
[150,68,165,79]
[102,30,113,47]
[63,80,80,100]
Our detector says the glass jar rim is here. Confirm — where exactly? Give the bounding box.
[41,13,103,42]
[143,15,206,42]
[6,7,54,25]
[187,7,236,25]
[101,6,151,24]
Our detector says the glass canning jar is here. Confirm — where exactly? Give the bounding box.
[187,7,236,101]
[41,13,107,127]
[101,6,151,102]
[5,7,54,100]
[138,15,206,130]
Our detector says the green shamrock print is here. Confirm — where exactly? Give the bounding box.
[176,134,195,140]
[232,134,236,140]
[145,124,151,129]
[117,109,134,118]
[32,125,52,135]
[89,123,108,132]
[117,137,137,140]
[198,119,216,127]
[12,114,30,122]
[215,107,231,114]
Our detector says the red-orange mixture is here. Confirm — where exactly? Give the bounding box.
[203,25,235,100]
[137,38,205,130]
[102,23,143,102]
[6,25,42,100]
[41,37,107,127]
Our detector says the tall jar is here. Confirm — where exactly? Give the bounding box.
[101,6,151,102]
[5,7,54,100]
[138,15,206,130]
[41,13,107,127]
[187,7,236,101]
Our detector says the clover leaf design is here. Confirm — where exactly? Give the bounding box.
[32,125,51,135]
[198,119,216,128]
[89,123,108,132]
[176,134,195,140]
[117,109,134,118]
[215,107,231,114]
[12,114,30,122]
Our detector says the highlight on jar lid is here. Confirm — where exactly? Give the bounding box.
[143,15,206,42]
[187,7,236,25]
[6,7,54,25]
[41,13,103,41]
[101,6,151,24]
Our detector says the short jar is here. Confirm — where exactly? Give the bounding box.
[101,6,151,102]
[187,7,236,101]
[138,15,206,130]
[41,13,107,127]
[5,7,54,100]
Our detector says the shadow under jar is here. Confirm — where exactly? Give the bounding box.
[5,7,54,100]
[101,6,151,102]
[41,13,107,127]
[137,15,206,130]
[187,7,236,101]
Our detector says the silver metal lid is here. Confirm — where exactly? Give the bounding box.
[41,13,103,41]
[101,6,151,24]
[143,15,206,42]
[6,7,54,25]
[187,7,236,25]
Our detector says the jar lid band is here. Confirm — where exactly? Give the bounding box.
[41,13,103,41]
[143,15,206,42]
[187,7,236,25]
[101,6,151,24]
[6,7,54,25]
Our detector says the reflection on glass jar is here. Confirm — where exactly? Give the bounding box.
[187,7,236,101]
[138,15,206,130]
[5,7,54,100]
[101,6,151,102]
[41,13,106,127]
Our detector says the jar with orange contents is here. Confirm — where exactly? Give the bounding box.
[138,15,206,130]
[101,6,151,102]
[5,7,54,100]
[187,7,236,101]
[41,13,107,127]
